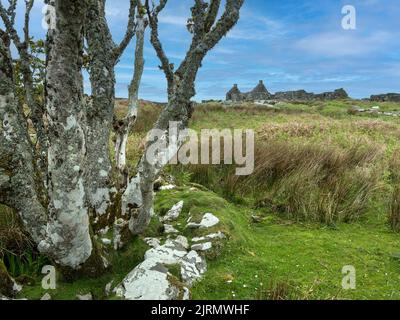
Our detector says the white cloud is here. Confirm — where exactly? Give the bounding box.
[158,14,187,26]
[295,31,394,57]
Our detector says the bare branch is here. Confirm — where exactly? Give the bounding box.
[0,0,22,49]
[114,0,138,61]
[201,0,244,51]
[114,12,147,183]
[7,0,17,25]
[145,0,174,95]
[24,0,34,44]
[204,0,221,33]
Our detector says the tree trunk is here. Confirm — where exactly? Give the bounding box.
[128,0,245,235]
[84,0,118,227]
[115,13,147,185]
[0,30,47,245]
[40,0,105,272]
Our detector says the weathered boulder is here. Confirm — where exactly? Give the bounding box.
[192,232,226,243]
[180,251,207,286]
[164,224,179,234]
[191,242,213,251]
[115,239,207,300]
[144,237,161,248]
[160,201,184,223]
[114,259,182,300]
[187,213,220,229]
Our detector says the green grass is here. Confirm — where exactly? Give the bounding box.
[154,187,400,300]
[5,99,400,300]
[18,237,149,300]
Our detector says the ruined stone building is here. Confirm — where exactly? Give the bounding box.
[226,80,272,102]
[226,81,349,102]
[370,93,400,102]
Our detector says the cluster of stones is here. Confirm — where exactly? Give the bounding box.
[226,80,349,103]
[349,105,400,117]
[113,196,225,300]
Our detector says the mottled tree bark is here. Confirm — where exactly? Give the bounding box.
[0,0,48,176]
[39,0,101,270]
[126,0,244,234]
[84,0,137,229]
[0,29,47,244]
[114,11,147,184]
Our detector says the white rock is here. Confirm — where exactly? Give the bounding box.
[164,236,189,250]
[161,201,184,222]
[183,287,190,300]
[180,251,207,286]
[186,213,220,229]
[145,245,187,265]
[105,280,114,296]
[164,224,179,234]
[40,293,52,300]
[192,232,226,243]
[191,242,212,251]
[116,241,208,300]
[174,236,189,250]
[101,238,112,245]
[159,184,176,191]
[199,213,220,228]
[77,293,93,300]
[144,237,161,248]
[114,259,180,300]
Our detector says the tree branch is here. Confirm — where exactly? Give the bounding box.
[24,0,34,45]
[0,0,22,50]
[145,0,174,96]
[113,0,138,62]
[204,0,221,33]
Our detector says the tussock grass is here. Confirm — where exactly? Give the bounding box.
[0,205,32,257]
[175,138,383,224]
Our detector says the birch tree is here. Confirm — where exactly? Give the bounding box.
[0,0,142,275]
[84,0,138,227]
[124,0,245,234]
[0,0,244,278]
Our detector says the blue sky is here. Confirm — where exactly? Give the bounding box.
[4,0,400,101]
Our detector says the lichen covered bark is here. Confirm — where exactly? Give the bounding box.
[128,0,244,235]
[0,29,47,244]
[84,0,117,220]
[39,0,94,269]
[115,12,147,184]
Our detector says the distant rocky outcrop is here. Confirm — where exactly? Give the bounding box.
[370,93,400,102]
[226,81,349,102]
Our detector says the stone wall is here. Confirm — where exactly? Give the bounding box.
[370,93,400,102]
[225,82,349,102]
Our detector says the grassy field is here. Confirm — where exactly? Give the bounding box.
[171,99,400,299]
[3,98,400,300]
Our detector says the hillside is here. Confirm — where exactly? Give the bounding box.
[3,98,400,300]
